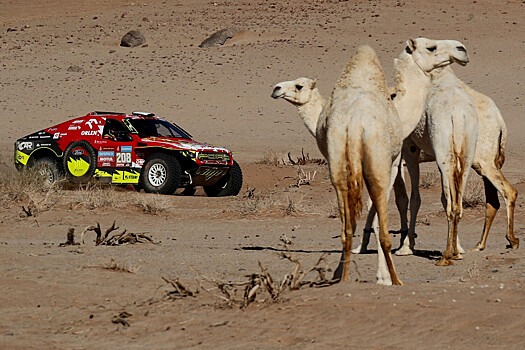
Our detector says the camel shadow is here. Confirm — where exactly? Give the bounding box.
[237,246,340,254]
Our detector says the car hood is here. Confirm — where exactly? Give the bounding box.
[138,137,231,153]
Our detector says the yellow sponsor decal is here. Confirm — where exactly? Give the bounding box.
[16,150,29,165]
[67,157,90,176]
[112,170,140,184]
[94,169,112,178]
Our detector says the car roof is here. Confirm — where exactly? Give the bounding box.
[83,111,159,121]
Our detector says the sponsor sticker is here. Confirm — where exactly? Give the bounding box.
[120,146,132,153]
[98,151,115,157]
[81,130,99,136]
[98,156,115,162]
[18,142,33,151]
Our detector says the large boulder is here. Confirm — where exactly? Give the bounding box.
[199,27,244,48]
[120,30,146,47]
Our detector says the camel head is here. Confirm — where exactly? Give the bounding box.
[405,37,469,73]
[271,77,317,106]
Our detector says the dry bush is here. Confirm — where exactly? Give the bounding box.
[290,166,318,187]
[286,149,327,166]
[229,190,308,217]
[255,149,282,166]
[134,193,171,214]
[71,184,127,210]
[419,171,440,189]
[0,163,63,214]
[462,179,485,209]
[102,258,141,273]
[196,254,335,309]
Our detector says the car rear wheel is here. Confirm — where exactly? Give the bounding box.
[32,157,62,186]
[140,153,181,195]
[63,140,97,184]
[204,161,243,197]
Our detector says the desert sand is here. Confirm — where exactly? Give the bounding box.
[1,0,525,349]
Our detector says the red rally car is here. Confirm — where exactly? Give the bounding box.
[14,111,243,196]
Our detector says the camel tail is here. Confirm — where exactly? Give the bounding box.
[495,128,506,169]
[345,139,364,224]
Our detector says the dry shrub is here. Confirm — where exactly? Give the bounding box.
[196,254,335,309]
[229,190,308,217]
[419,171,440,189]
[71,184,127,210]
[0,163,62,214]
[290,166,318,187]
[255,149,282,166]
[286,149,327,166]
[134,193,171,214]
[463,179,485,209]
[102,258,141,273]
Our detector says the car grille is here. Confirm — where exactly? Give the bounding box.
[197,152,230,162]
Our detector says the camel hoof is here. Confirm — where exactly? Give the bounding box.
[376,277,392,286]
[507,238,519,250]
[392,278,403,286]
[395,246,414,256]
[435,258,454,266]
[472,243,484,252]
[453,253,464,260]
[352,245,365,254]
[457,245,466,254]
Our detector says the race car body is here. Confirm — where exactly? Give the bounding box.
[14,111,242,196]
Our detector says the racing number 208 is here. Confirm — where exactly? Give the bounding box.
[116,152,132,163]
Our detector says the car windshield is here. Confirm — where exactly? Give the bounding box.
[124,118,192,138]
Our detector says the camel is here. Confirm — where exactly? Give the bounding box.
[393,81,519,255]
[273,38,476,267]
[409,64,478,265]
[272,45,403,285]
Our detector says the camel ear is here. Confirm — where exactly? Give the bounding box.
[406,38,416,54]
[311,79,317,89]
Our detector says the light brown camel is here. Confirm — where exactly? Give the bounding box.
[272,45,403,284]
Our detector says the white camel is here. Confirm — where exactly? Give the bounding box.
[412,64,478,265]
[272,45,403,285]
[394,81,519,255]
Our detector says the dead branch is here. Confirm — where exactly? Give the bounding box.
[81,221,156,246]
[162,277,196,299]
[59,227,80,247]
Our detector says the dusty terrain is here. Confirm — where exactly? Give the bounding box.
[1,0,525,348]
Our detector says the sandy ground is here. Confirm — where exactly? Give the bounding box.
[1,0,525,348]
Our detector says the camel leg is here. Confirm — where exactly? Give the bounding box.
[474,170,518,251]
[436,160,468,266]
[331,184,355,282]
[396,145,420,256]
[393,160,409,242]
[367,162,403,286]
[352,197,375,254]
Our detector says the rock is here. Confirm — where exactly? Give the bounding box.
[199,27,244,48]
[120,30,146,47]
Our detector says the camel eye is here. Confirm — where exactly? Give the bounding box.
[427,46,437,52]
[295,84,303,91]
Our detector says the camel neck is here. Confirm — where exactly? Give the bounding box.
[393,55,432,139]
[297,88,325,138]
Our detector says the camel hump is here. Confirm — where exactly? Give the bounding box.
[334,45,388,95]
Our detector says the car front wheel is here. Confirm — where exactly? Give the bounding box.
[204,161,243,197]
[140,153,181,195]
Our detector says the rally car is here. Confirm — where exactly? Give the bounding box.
[14,111,243,196]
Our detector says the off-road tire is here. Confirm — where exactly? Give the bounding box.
[32,157,62,186]
[140,153,181,195]
[204,161,243,197]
